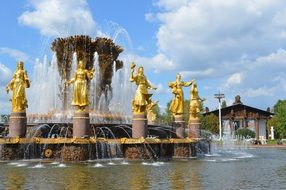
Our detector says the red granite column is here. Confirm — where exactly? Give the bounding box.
[9,112,27,137]
[173,115,185,138]
[132,113,147,138]
[73,111,90,138]
[188,119,200,139]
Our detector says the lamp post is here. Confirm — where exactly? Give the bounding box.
[214,92,225,140]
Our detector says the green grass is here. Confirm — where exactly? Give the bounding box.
[267,140,277,145]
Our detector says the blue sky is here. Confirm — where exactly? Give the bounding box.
[1,0,286,114]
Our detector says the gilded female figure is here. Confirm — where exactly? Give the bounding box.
[6,61,30,112]
[66,60,95,111]
[189,81,202,120]
[168,73,194,116]
[130,63,156,114]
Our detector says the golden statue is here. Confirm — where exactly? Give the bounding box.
[6,61,30,112]
[168,73,194,116]
[130,62,156,114]
[147,99,159,124]
[66,60,95,111]
[189,81,204,121]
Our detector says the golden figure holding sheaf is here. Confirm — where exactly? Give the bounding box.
[6,61,30,112]
[168,73,194,117]
[66,60,95,111]
[189,81,203,121]
[130,62,156,114]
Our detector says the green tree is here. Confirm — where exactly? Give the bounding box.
[268,100,286,139]
[183,99,190,123]
[156,101,172,125]
[200,113,219,134]
[221,100,227,108]
[267,116,277,136]
[235,128,255,139]
[158,99,192,125]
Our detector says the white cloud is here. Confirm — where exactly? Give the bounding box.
[0,63,12,85]
[180,68,216,79]
[156,0,189,11]
[126,53,175,73]
[225,73,242,87]
[153,0,286,74]
[146,0,286,109]
[215,49,286,108]
[0,48,29,62]
[245,87,274,98]
[145,13,157,22]
[18,0,96,37]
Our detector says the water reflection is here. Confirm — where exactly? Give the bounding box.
[169,161,202,189]
[3,167,25,189]
[0,149,286,190]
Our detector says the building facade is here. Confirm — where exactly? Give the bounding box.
[204,96,273,141]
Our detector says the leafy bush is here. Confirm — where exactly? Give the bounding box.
[235,128,255,139]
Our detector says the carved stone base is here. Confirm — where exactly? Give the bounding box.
[173,144,190,158]
[0,144,23,160]
[9,112,27,137]
[132,113,147,138]
[188,119,200,138]
[73,112,90,138]
[61,145,88,161]
[173,115,185,138]
[124,145,152,159]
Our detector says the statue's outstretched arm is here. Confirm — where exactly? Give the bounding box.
[147,79,157,90]
[184,79,195,87]
[66,77,75,86]
[6,77,15,93]
[87,68,95,80]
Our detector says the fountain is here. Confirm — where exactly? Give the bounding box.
[0,35,210,162]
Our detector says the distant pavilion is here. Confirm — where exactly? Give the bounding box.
[203,95,274,141]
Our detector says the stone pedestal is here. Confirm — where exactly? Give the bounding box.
[73,112,90,138]
[188,119,200,138]
[9,112,27,137]
[132,113,147,138]
[173,115,185,138]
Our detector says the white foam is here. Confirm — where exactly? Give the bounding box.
[50,162,60,165]
[93,163,104,168]
[121,161,129,165]
[236,153,254,159]
[107,162,116,165]
[31,164,45,168]
[151,162,163,166]
[205,153,221,157]
[142,162,164,166]
[56,163,67,168]
[16,163,28,167]
[204,159,216,162]
[221,158,237,162]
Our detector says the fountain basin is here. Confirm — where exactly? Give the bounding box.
[0,137,210,161]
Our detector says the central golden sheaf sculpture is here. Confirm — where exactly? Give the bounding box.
[51,35,123,110]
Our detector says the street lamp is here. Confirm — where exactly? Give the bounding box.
[214,92,225,140]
